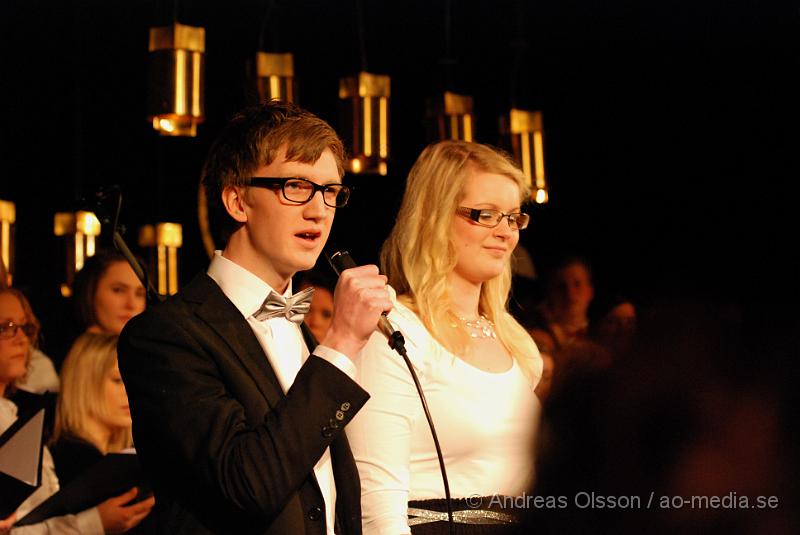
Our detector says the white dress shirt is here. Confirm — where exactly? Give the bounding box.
[207,251,355,535]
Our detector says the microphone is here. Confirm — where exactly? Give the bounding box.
[325,250,407,355]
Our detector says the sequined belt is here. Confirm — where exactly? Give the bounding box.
[407,507,519,526]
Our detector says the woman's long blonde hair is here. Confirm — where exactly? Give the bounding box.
[381,140,540,382]
[53,332,132,452]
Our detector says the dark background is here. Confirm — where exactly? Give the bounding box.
[2,0,799,358]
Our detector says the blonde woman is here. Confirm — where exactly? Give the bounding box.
[347,141,543,534]
[50,333,134,483]
[49,332,154,533]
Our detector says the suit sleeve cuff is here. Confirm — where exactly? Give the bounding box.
[313,345,357,381]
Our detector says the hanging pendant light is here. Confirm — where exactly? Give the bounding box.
[428,91,474,142]
[138,222,182,296]
[0,199,15,287]
[339,72,390,176]
[256,52,296,103]
[54,211,101,297]
[147,22,205,137]
[504,109,548,204]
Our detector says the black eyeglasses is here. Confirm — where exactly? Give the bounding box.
[0,321,37,340]
[247,177,351,208]
[456,207,530,230]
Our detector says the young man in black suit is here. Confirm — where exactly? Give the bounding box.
[118,101,391,534]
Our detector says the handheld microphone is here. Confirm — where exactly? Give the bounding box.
[325,250,407,355]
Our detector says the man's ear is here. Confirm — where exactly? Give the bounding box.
[221,186,248,223]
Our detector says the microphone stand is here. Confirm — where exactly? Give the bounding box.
[112,232,162,307]
[104,187,162,306]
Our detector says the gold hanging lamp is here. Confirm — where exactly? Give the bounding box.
[503,109,548,204]
[147,22,205,137]
[339,72,390,176]
[54,211,101,297]
[256,52,296,103]
[138,222,182,296]
[428,91,474,142]
[0,199,15,287]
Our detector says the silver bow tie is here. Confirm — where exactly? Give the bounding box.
[253,286,315,323]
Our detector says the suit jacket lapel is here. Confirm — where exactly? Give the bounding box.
[185,274,284,408]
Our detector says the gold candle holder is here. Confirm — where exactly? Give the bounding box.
[427,91,474,142]
[0,200,15,287]
[503,109,548,204]
[256,52,296,103]
[54,211,101,297]
[339,72,390,176]
[139,222,182,296]
[148,22,205,137]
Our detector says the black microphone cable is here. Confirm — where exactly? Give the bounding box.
[326,251,455,534]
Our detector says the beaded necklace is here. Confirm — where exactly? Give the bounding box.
[451,313,497,339]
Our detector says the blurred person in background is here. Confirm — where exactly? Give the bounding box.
[521,300,798,535]
[531,256,611,377]
[295,269,336,343]
[0,264,58,395]
[72,249,146,336]
[589,293,637,355]
[50,333,134,481]
[539,256,594,345]
[0,287,57,436]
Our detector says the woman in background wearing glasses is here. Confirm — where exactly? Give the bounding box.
[0,262,58,396]
[347,141,543,534]
[0,289,38,402]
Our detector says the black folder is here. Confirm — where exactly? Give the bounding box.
[16,451,149,526]
[0,408,45,518]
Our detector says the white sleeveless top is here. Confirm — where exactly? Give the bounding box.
[347,300,542,535]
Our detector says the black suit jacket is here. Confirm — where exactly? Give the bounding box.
[118,274,369,535]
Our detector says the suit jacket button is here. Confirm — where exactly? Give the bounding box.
[335,410,345,421]
[329,418,339,429]
[322,426,333,438]
[340,402,351,411]
[307,506,323,521]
